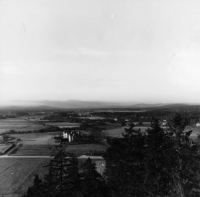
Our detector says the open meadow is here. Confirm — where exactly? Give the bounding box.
[103,126,148,137]
[64,144,106,156]
[0,118,48,133]
[103,125,200,142]
[78,116,105,120]
[9,143,106,156]
[184,127,200,145]
[0,156,106,197]
[45,122,80,128]
[10,132,59,145]
[98,123,122,130]
[0,158,51,196]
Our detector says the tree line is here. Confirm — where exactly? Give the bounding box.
[22,113,200,197]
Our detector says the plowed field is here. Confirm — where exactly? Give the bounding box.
[0,158,51,196]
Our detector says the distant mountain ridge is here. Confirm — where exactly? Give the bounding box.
[0,100,197,110]
[37,100,194,109]
[40,100,127,109]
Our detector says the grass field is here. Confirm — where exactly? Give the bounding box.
[103,127,125,137]
[64,144,106,156]
[102,126,148,137]
[10,145,57,156]
[103,126,200,143]
[9,143,106,156]
[45,122,80,127]
[79,116,105,120]
[11,132,59,145]
[0,118,48,133]
[184,127,200,145]
[0,144,7,153]
[0,156,106,196]
[98,123,122,130]
[0,158,51,196]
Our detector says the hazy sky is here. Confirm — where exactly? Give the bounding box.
[1,0,200,106]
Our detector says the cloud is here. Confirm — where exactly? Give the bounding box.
[57,47,139,58]
[57,47,110,57]
[1,61,23,75]
[78,47,110,57]
[167,43,200,91]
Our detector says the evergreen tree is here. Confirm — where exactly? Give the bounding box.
[144,118,178,197]
[22,174,45,197]
[80,158,108,197]
[104,124,147,197]
[23,143,82,197]
[169,113,200,197]
[22,114,200,197]
[104,117,200,197]
[43,143,81,197]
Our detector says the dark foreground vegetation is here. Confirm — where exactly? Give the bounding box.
[22,113,200,197]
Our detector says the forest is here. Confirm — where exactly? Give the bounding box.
[22,113,200,197]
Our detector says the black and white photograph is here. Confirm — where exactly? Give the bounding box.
[1,0,200,196]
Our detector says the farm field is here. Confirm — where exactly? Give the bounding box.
[10,144,106,156]
[102,126,148,137]
[184,127,200,145]
[14,124,48,132]
[58,125,80,128]
[0,158,51,196]
[103,127,125,137]
[17,115,46,121]
[9,145,56,156]
[0,144,7,153]
[78,116,105,120]
[10,132,59,145]
[64,144,106,156]
[99,123,122,130]
[184,127,200,137]
[45,122,80,128]
[10,145,57,156]
[103,125,200,144]
[0,156,106,196]
[0,118,48,133]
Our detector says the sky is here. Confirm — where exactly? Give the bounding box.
[1,0,200,106]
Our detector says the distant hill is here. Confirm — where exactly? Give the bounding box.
[38,100,197,110]
[40,100,126,109]
[130,103,165,108]
[0,105,55,112]
[0,100,199,111]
